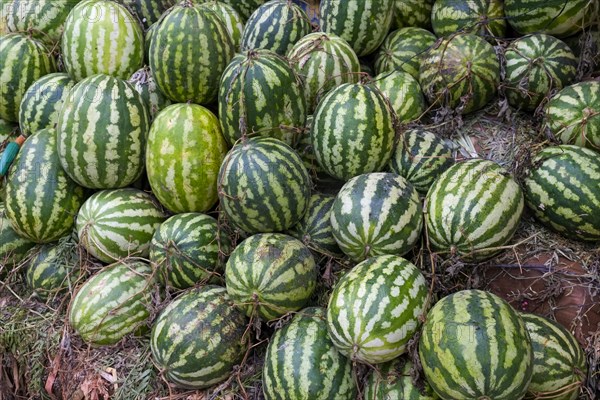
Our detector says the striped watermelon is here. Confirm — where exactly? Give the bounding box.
[374,28,437,78]
[287,32,361,112]
[57,74,151,189]
[311,83,396,181]
[364,358,439,400]
[373,71,426,123]
[523,145,600,242]
[218,49,307,146]
[0,33,56,122]
[0,119,18,139]
[241,0,311,56]
[149,2,235,105]
[128,67,172,118]
[295,115,326,179]
[522,313,587,400]
[0,205,35,267]
[221,0,266,20]
[202,1,245,50]
[62,0,144,81]
[331,173,423,261]
[150,213,231,289]
[389,129,454,195]
[120,0,175,29]
[218,136,311,234]
[76,188,167,263]
[287,193,344,259]
[504,34,577,111]
[225,233,317,320]
[431,0,506,39]
[18,73,76,136]
[263,307,356,399]
[69,260,154,345]
[320,0,394,57]
[545,81,600,150]
[392,0,433,29]
[327,255,428,364]
[146,103,228,213]
[419,290,533,399]
[425,159,524,261]
[420,33,500,114]
[150,285,248,389]
[145,21,158,59]
[4,129,86,243]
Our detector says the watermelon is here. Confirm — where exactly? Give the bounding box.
[149,2,235,104]
[364,358,439,400]
[218,49,307,146]
[373,71,426,123]
[128,67,172,118]
[388,129,454,195]
[18,73,76,136]
[320,0,394,57]
[241,0,311,56]
[311,83,396,181]
[120,0,175,29]
[146,103,228,213]
[545,81,600,150]
[392,0,433,30]
[374,27,437,78]
[0,205,35,267]
[217,136,311,234]
[419,33,500,114]
[221,0,266,20]
[4,129,86,243]
[150,213,231,290]
[327,255,428,364]
[287,193,344,259]
[523,145,600,242]
[0,119,18,139]
[263,307,356,400]
[0,33,56,122]
[201,1,244,50]
[522,313,587,400]
[62,0,144,81]
[431,0,506,39]
[150,285,248,389]
[69,260,154,345]
[419,290,533,399]
[287,32,361,112]
[331,173,423,261]
[425,159,524,261]
[295,115,326,179]
[76,188,167,263]
[504,34,577,111]
[57,74,151,189]
[145,21,158,58]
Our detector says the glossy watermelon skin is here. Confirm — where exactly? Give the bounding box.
[0,205,36,267]
[431,0,506,39]
[373,71,426,123]
[263,307,356,400]
[524,145,600,242]
[202,1,244,50]
[364,358,439,400]
[221,0,266,20]
[128,67,172,118]
[120,0,175,29]
[419,290,533,400]
[392,0,433,29]
[150,285,248,389]
[327,255,428,364]
[374,27,436,78]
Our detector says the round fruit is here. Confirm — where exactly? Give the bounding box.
[0,204,35,267]
[364,358,439,400]
[202,1,244,49]
[374,27,437,78]
[431,0,506,39]
[392,0,433,29]
[120,0,174,29]
[372,71,426,123]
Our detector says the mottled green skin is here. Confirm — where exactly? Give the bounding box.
[202,1,244,50]
[364,358,438,400]
[374,28,437,78]
[295,115,326,179]
[221,0,266,20]
[392,0,433,30]
[0,205,35,267]
[128,67,172,118]
[373,71,426,123]
[121,0,176,29]
[431,0,506,39]
[263,307,356,400]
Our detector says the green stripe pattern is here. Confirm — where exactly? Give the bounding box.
[524,145,600,241]
[57,74,150,189]
[19,73,76,136]
[149,2,235,104]
[5,129,86,243]
[431,0,506,39]
[146,103,228,213]
[76,188,167,263]
[419,290,533,399]
[392,0,433,29]
[373,71,426,123]
[426,159,524,261]
[295,115,326,179]
[62,0,144,81]
[0,33,56,122]
[218,136,311,234]
[150,285,248,389]
[545,81,600,151]
[522,313,587,400]
[150,213,231,290]
[241,0,311,56]
[263,307,356,400]
[364,358,439,400]
[202,1,244,50]
[331,173,422,261]
[225,233,317,320]
[311,83,396,181]
[505,34,577,111]
[0,205,36,267]
[287,32,361,112]
[69,260,154,345]
[121,0,175,29]
[326,255,428,364]
[128,67,172,118]
[389,129,454,195]
[218,49,307,146]
[374,27,436,78]
[320,0,395,57]
[221,0,266,20]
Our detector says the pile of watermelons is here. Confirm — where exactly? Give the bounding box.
[1,0,599,398]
